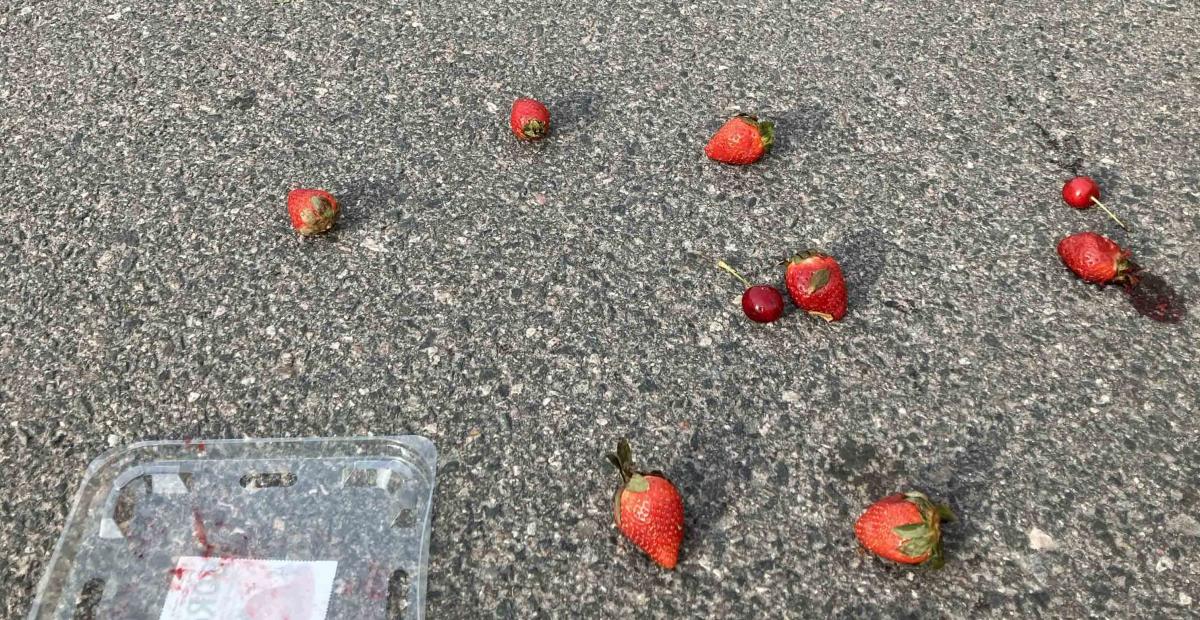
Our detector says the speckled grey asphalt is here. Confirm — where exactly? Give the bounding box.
[3,0,1200,618]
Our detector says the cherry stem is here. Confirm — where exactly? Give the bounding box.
[1090,196,1128,230]
[717,260,751,288]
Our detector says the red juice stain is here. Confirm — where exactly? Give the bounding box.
[1125,271,1187,323]
[363,562,389,601]
[192,509,215,557]
[168,566,187,590]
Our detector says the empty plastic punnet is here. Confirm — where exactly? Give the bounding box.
[28,436,437,620]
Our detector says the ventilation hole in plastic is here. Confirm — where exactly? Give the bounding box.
[239,472,297,490]
[112,477,149,536]
[73,578,104,620]
[342,468,375,488]
[391,507,417,529]
[386,569,410,619]
[342,467,405,493]
[150,472,193,495]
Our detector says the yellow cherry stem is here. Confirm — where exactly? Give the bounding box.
[717,261,751,288]
[1090,196,1128,231]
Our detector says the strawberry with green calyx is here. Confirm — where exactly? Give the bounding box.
[510,98,550,141]
[784,250,848,321]
[606,439,685,570]
[1057,232,1136,286]
[705,113,774,165]
[287,189,340,236]
[854,491,956,568]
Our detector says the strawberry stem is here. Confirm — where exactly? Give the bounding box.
[606,438,637,484]
[717,260,751,288]
[1090,196,1128,230]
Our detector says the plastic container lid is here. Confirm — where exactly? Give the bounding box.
[29,436,437,620]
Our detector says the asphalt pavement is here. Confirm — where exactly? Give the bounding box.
[2,0,1199,617]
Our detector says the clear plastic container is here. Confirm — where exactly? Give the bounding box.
[28,436,437,620]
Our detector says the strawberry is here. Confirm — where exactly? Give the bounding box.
[287,189,340,236]
[854,491,955,568]
[784,250,848,321]
[705,113,774,165]
[1057,232,1134,285]
[510,98,550,141]
[606,439,684,570]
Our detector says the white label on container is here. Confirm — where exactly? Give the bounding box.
[159,557,337,620]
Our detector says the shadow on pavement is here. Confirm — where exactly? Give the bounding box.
[829,227,890,310]
[1125,271,1187,324]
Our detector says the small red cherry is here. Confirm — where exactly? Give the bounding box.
[741,285,785,323]
[718,261,784,323]
[1062,176,1128,230]
[1062,176,1100,209]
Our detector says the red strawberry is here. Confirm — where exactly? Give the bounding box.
[784,251,848,321]
[705,114,774,165]
[1057,232,1134,285]
[287,189,340,236]
[510,98,550,141]
[606,439,684,570]
[855,491,955,568]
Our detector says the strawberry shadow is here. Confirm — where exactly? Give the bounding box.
[672,425,753,559]
[333,176,440,239]
[548,92,604,138]
[923,418,1020,557]
[769,103,829,157]
[828,228,890,310]
[1124,270,1187,323]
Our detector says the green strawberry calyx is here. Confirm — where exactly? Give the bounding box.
[787,249,829,266]
[893,491,956,569]
[309,194,338,219]
[521,119,546,139]
[606,439,673,524]
[297,194,338,235]
[607,439,659,489]
[1112,253,1140,287]
[806,268,830,294]
[787,250,833,295]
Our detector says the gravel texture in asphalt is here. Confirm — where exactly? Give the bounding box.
[2,0,1199,617]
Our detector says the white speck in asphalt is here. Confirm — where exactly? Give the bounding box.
[485,101,499,114]
[1166,513,1200,537]
[1028,527,1057,550]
